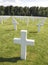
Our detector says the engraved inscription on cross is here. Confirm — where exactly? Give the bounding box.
[13,30,35,60]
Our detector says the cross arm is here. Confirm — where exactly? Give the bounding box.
[37,24,43,26]
[13,38,21,44]
[26,39,35,46]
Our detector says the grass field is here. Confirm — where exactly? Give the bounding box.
[0,16,48,65]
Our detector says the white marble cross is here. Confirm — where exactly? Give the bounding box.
[37,24,43,32]
[0,19,2,24]
[26,21,29,26]
[12,18,18,30]
[32,17,34,22]
[13,30,35,60]
[37,18,46,32]
[25,18,29,26]
[0,17,3,24]
[40,18,46,25]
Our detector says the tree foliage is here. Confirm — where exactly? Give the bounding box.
[0,6,48,17]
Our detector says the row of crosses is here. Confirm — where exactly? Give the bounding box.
[13,17,46,60]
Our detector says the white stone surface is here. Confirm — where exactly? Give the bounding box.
[40,18,46,25]
[26,20,29,26]
[0,18,2,24]
[14,30,35,60]
[37,18,46,32]
[0,16,11,24]
[37,24,43,32]
[12,18,18,30]
[24,17,29,26]
[0,17,3,24]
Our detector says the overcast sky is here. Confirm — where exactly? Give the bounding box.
[0,0,48,7]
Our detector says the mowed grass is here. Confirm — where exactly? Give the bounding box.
[0,16,48,65]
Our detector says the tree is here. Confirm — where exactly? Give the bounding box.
[4,6,10,15]
[9,6,14,15]
[0,6,4,15]
[0,6,48,17]
[23,7,30,16]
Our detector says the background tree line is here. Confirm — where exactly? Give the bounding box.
[0,6,48,17]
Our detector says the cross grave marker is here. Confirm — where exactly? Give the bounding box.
[12,18,18,30]
[0,17,3,24]
[13,30,35,60]
[36,17,46,32]
[37,23,44,32]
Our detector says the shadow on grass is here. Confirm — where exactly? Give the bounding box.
[29,31,38,33]
[5,29,14,31]
[0,57,21,62]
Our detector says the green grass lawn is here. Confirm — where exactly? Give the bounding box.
[0,16,48,65]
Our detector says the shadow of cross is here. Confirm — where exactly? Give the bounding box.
[13,30,35,60]
[0,57,20,62]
